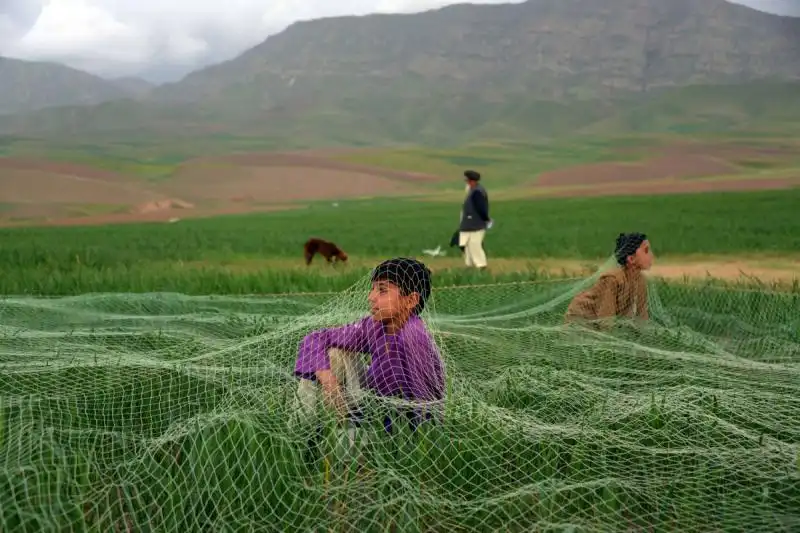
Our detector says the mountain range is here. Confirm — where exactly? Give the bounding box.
[0,57,153,115]
[1,0,798,145]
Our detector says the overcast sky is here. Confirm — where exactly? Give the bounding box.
[1,0,798,83]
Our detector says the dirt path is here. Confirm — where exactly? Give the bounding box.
[171,256,800,286]
[649,261,799,285]
[421,256,800,284]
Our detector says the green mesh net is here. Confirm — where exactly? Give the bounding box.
[1,257,798,532]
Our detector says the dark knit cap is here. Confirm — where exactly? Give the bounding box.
[464,170,481,181]
[614,232,647,265]
[371,257,432,315]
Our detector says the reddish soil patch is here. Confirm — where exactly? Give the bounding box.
[201,152,442,184]
[1,203,73,220]
[0,157,170,214]
[536,154,737,187]
[0,168,163,204]
[613,139,799,160]
[133,199,195,214]
[2,138,795,229]
[0,158,136,183]
[162,161,425,203]
[0,150,436,227]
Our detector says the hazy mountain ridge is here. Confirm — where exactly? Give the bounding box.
[148,0,800,105]
[0,57,147,115]
[110,77,155,98]
[0,0,798,143]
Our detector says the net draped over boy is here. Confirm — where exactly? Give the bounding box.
[565,232,654,328]
[293,257,445,433]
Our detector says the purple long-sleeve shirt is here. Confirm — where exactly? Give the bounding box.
[294,315,445,402]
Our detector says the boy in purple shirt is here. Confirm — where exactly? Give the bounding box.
[293,257,445,434]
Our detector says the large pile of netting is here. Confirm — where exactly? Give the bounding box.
[1,258,798,532]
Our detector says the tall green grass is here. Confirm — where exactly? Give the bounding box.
[1,279,797,532]
[0,188,797,531]
[0,190,798,295]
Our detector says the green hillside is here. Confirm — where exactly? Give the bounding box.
[1,81,798,171]
[0,57,141,115]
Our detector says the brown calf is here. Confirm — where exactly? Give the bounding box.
[303,238,348,266]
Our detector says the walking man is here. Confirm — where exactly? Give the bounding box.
[458,170,491,269]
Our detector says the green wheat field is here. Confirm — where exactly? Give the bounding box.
[1,189,799,532]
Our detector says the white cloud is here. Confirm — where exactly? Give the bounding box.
[0,0,43,50]
[10,0,148,65]
[731,0,800,15]
[0,0,798,82]
[2,0,522,80]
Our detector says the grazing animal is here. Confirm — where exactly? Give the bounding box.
[304,238,348,266]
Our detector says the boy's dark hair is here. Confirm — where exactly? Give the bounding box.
[371,257,432,315]
[614,232,647,266]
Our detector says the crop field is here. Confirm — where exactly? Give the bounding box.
[1,186,799,531]
[2,134,799,227]
[1,276,799,531]
[1,188,799,295]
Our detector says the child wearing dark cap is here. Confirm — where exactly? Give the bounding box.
[565,233,654,328]
[293,257,445,434]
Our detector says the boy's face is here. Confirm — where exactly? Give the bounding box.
[628,239,654,270]
[368,280,419,323]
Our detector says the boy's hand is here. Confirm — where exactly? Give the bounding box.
[315,370,349,423]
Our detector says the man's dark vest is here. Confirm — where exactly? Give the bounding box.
[459,185,488,232]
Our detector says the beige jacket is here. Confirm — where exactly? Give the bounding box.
[565,267,649,325]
